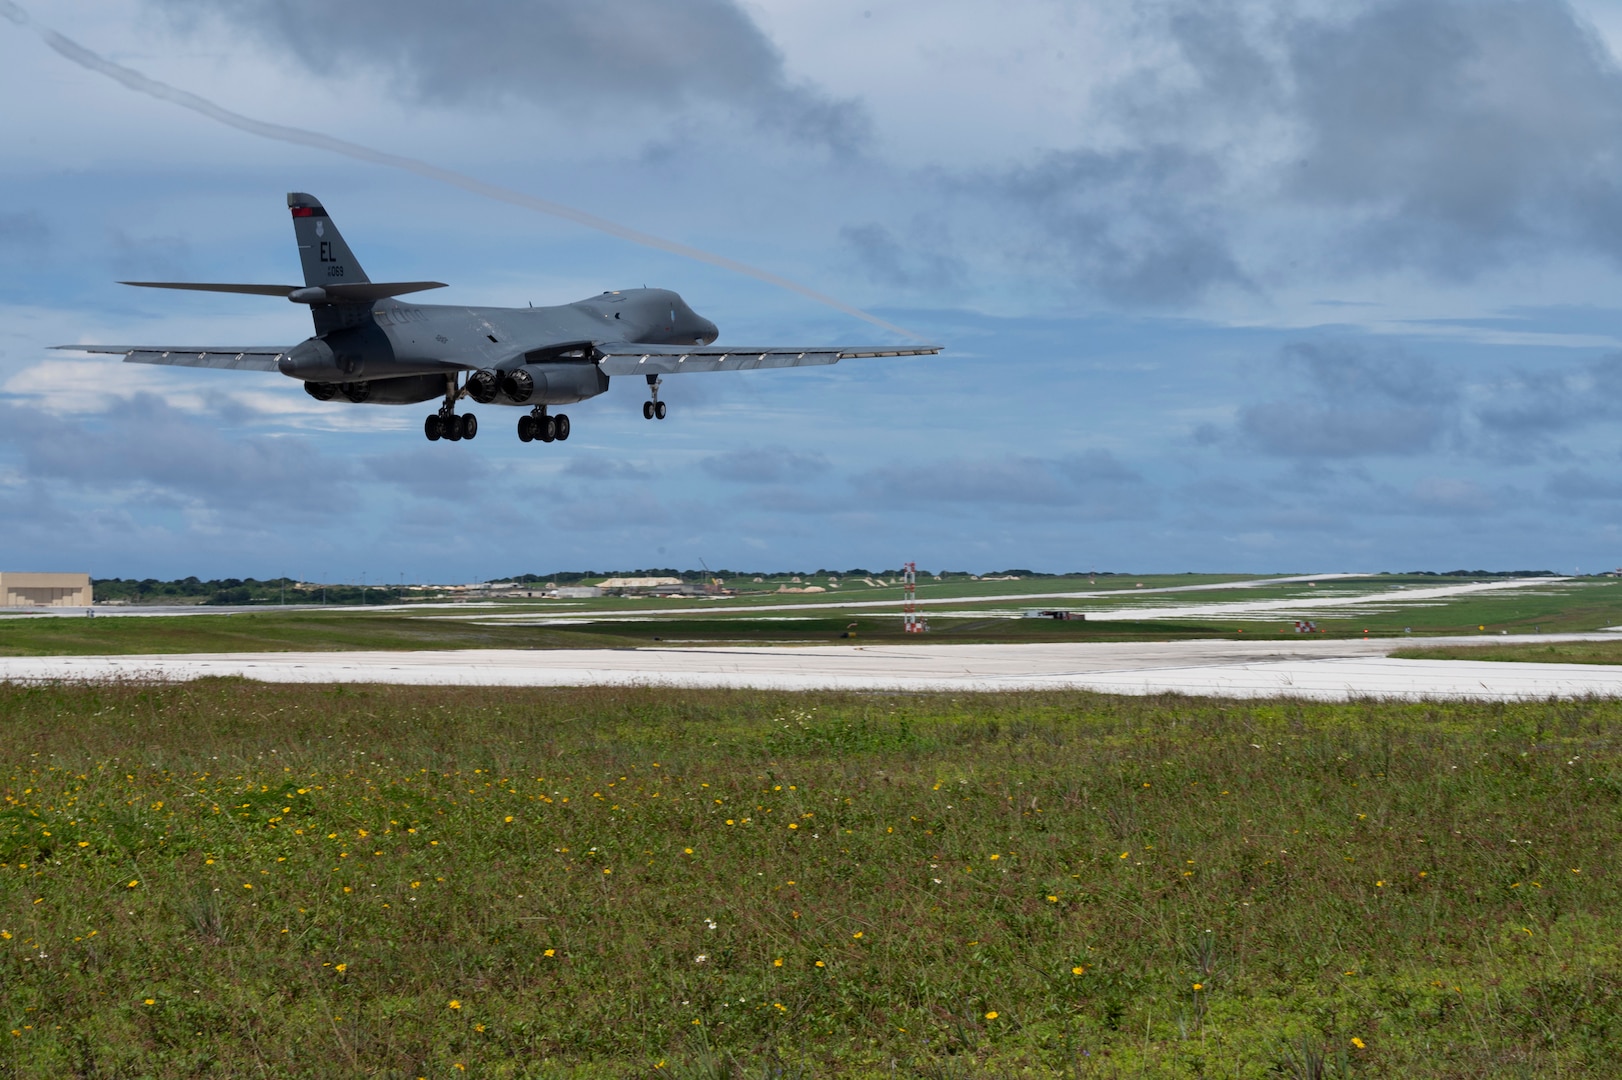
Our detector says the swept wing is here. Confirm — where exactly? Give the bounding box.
[595,342,939,375]
[55,344,292,372]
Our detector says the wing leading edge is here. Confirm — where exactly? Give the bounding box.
[53,345,291,372]
[594,342,939,375]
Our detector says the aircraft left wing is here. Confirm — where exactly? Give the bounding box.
[594,342,940,375]
[53,345,291,372]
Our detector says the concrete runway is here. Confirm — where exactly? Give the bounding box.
[2,635,1620,700]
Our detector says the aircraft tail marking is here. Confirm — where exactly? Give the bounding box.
[288,192,370,286]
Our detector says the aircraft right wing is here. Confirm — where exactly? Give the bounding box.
[594,342,940,375]
[53,344,292,372]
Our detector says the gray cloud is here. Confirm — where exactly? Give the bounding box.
[839,222,968,294]
[1474,354,1622,437]
[0,212,47,247]
[571,454,654,481]
[998,0,1622,303]
[1233,339,1456,458]
[153,0,866,150]
[0,394,357,515]
[855,451,1150,516]
[1282,0,1622,273]
[701,446,829,485]
[1547,468,1622,500]
[363,447,494,502]
[1001,145,1249,307]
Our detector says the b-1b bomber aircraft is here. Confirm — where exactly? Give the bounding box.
[62,193,940,443]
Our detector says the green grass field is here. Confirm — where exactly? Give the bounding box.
[1393,640,1622,665]
[1,681,1618,1076]
[8,574,1622,658]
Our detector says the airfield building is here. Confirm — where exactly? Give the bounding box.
[0,572,93,607]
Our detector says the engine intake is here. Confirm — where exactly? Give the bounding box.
[467,369,500,404]
[501,368,535,403]
[304,381,338,401]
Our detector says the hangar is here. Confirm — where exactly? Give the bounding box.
[0,572,93,607]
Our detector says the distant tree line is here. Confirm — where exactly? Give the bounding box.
[92,577,400,606]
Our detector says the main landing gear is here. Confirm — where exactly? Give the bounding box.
[642,374,667,420]
[518,405,570,444]
[425,409,476,442]
[424,374,476,442]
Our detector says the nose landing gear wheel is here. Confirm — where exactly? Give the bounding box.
[653,401,667,420]
[554,413,570,441]
[642,400,654,420]
[424,414,443,441]
[517,414,534,443]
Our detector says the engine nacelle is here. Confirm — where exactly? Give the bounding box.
[306,374,447,405]
[501,368,535,403]
[466,369,500,404]
[497,363,609,405]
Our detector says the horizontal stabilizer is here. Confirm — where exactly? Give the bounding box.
[53,344,291,371]
[120,281,300,296]
[119,281,448,302]
[594,342,941,376]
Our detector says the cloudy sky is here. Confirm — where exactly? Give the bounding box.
[4,0,1622,581]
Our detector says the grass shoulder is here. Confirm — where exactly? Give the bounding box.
[1392,639,1622,665]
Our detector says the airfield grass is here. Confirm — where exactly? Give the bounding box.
[0,682,1620,1077]
[0,611,1256,657]
[1394,640,1622,666]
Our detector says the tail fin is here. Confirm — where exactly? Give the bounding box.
[287,193,370,286]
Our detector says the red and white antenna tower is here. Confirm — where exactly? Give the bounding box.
[902,562,925,633]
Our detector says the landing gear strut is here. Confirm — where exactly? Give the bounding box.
[424,374,476,442]
[643,374,666,420]
[517,405,569,444]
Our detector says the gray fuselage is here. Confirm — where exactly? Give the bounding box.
[279,287,718,405]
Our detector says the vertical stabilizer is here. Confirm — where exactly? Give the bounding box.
[287,193,370,286]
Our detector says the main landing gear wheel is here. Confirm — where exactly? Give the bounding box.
[460,413,478,440]
[554,414,570,441]
[643,400,654,420]
[517,414,534,442]
[424,414,442,441]
[538,415,557,443]
[653,401,667,420]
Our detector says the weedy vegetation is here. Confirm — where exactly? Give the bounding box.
[0,680,1618,1076]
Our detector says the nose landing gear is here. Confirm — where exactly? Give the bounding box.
[643,374,667,419]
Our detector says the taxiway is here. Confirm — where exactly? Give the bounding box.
[2,634,1620,701]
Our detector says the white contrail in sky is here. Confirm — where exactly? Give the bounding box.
[0,0,927,341]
